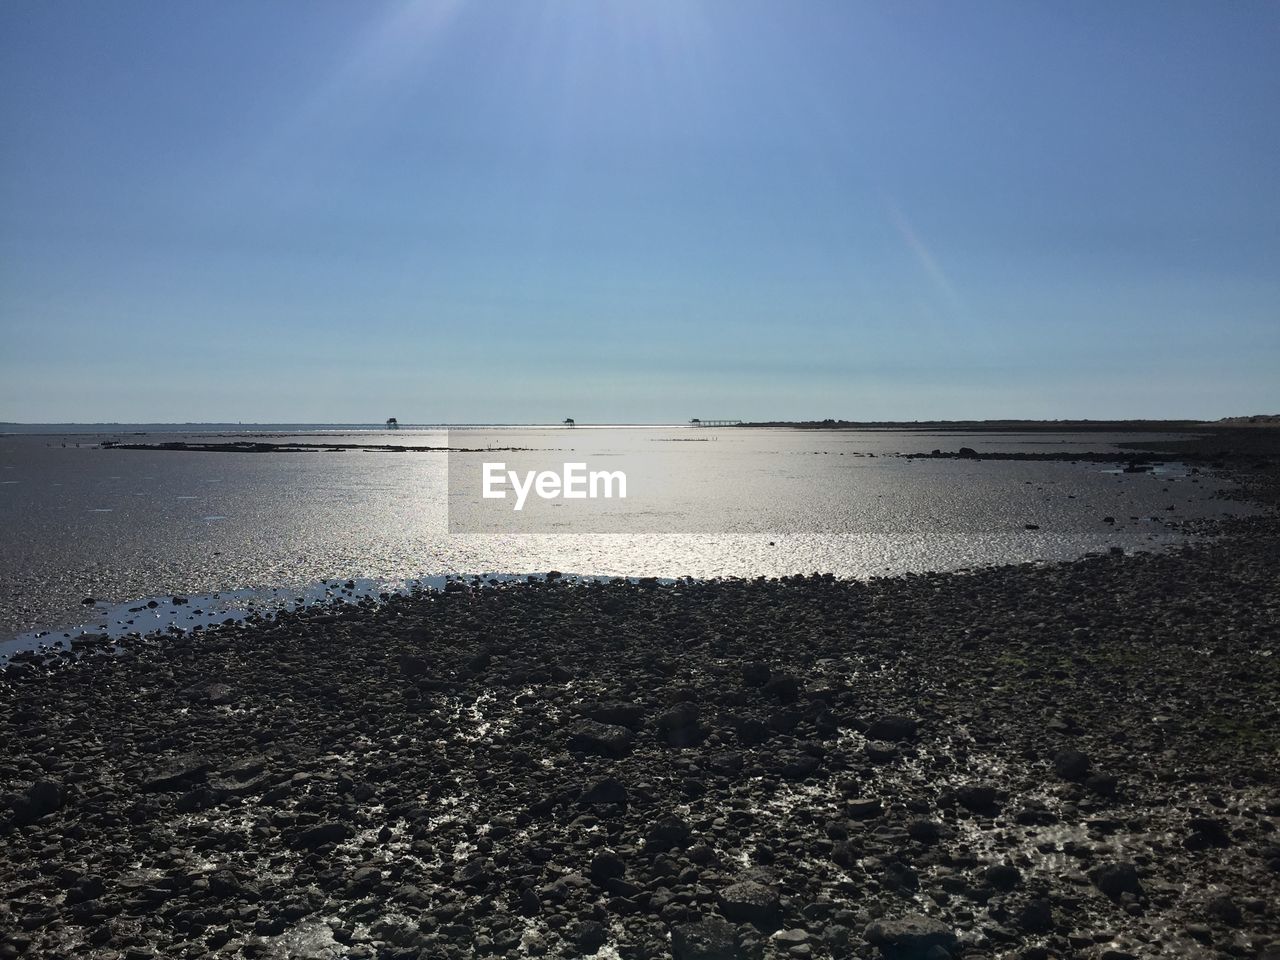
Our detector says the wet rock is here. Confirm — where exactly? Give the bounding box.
[984,863,1022,890]
[567,720,635,758]
[864,914,958,958]
[718,880,783,931]
[1052,749,1091,781]
[848,797,883,819]
[645,814,693,851]
[1185,817,1231,849]
[955,783,1000,815]
[656,702,706,747]
[582,701,645,730]
[671,917,742,960]
[763,672,800,703]
[1205,894,1242,925]
[293,821,353,850]
[579,776,629,807]
[9,780,63,825]
[1089,862,1143,900]
[867,715,918,742]
[142,757,213,792]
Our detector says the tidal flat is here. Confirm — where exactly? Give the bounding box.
[1,431,1277,960]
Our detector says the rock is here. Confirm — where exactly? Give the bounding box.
[763,672,800,703]
[142,757,213,792]
[866,715,918,742]
[575,920,607,953]
[293,821,353,849]
[1052,749,1091,781]
[589,850,626,882]
[718,880,783,931]
[864,914,958,958]
[1205,894,1242,926]
[645,814,692,851]
[397,654,429,678]
[1085,774,1119,798]
[567,720,635,758]
[848,797,883,819]
[671,917,742,960]
[1185,817,1231,849]
[741,662,771,687]
[907,819,941,844]
[9,780,63,825]
[582,701,645,730]
[656,702,706,747]
[579,777,629,807]
[1016,899,1054,933]
[955,783,1000,814]
[1089,862,1143,900]
[865,740,899,762]
[984,863,1022,890]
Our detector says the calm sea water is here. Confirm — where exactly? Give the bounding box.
[0,425,1249,643]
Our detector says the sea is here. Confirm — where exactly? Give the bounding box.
[0,424,1251,651]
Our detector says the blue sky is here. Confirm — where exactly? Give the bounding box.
[2,0,1277,423]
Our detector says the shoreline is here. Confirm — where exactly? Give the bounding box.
[1,442,1277,959]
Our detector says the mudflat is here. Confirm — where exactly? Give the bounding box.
[1,432,1277,960]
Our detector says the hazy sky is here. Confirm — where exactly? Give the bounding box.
[2,1,1277,423]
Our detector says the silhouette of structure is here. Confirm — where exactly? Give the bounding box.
[386,418,399,430]
[689,418,741,427]
[563,418,575,428]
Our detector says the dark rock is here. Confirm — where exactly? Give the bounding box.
[1089,862,1143,900]
[656,702,706,747]
[582,701,645,730]
[763,672,800,703]
[1185,817,1231,849]
[866,715,918,742]
[741,662,771,687]
[293,821,353,849]
[955,784,1000,815]
[575,920,607,953]
[718,880,783,931]
[567,720,635,758]
[645,814,693,851]
[1205,894,1242,926]
[1016,899,1054,933]
[864,914,958,958]
[907,819,941,844]
[142,758,213,792]
[848,797,883,820]
[984,863,1021,890]
[589,850,626,882]
[1052,749,1091,781]
[579,777,629,807]
[9,780,63,825]
[671,917,742,960]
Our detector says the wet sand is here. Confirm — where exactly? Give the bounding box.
[1,431,1278,960]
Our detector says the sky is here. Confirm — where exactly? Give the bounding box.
[1,0,1277,423]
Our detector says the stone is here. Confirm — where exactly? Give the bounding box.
[645,814,692,851]
[955,784,1000,814]
[566,720,635,758]
[848,797,883,819]
[1052,749,1091,781]
[9,780,63,825]
[656,702,706,747]
[718,880,783,931]
[864,914,958,958]
[671,917,742,960]
[867,715,918,742]
[1089,862,1143,900]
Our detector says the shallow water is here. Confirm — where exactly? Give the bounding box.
[0,426,1249,641]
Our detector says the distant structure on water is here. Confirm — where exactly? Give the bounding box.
[386,417,398,430]
[563,418,575,428]
[689,418,742,427]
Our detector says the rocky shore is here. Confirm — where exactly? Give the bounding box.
[2,440,1278,960]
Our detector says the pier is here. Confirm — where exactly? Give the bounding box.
[689,418,742,427]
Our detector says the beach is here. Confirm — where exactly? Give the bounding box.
[2,432,1277,959]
